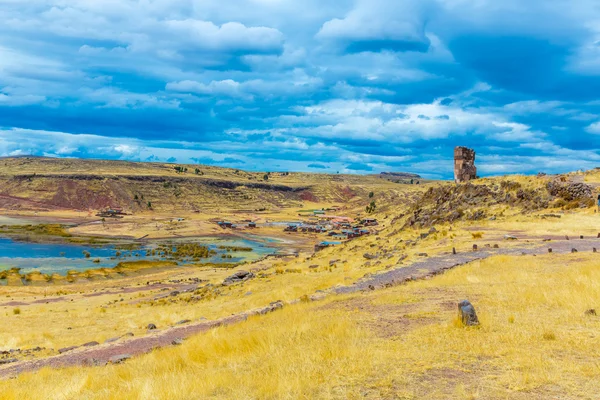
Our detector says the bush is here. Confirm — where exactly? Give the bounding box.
[13,308,20,315]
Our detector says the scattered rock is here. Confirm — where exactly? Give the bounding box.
[548,248,553,253]
[172,338,184,346]
[176,319,191,325]
[147,323,157,330]
[504,235,518,240]
[472,244,478,251]
[309,265,319,269]
[109,354,132,364]
[493,244,500,249]
[363,253,378,260]
[223,270,255,286]
[458,300,480,326]
[0,358,17,365]
[105,336,120,343]
[572,248,578,253]
[58,346,78,354]
[417,253,428,257]
[584,309,597,316]
[82,341,99,348]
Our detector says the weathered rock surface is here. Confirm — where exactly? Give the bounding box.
[458,300,480,326]
[109,354,131,364]
[223,270,255,286]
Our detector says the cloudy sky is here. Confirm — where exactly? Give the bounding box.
[1,0,600,179]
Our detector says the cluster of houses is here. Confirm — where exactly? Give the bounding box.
[285,216,379,252]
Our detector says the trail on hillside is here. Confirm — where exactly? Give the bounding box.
[1,237,598,379]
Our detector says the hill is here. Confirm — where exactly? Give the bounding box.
[0,157,426,214]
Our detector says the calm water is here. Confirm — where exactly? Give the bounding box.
[0,236,279,275]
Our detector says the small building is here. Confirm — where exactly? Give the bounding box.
[362,218,378,226]
[248,222,257,228]
[218,221,233,229]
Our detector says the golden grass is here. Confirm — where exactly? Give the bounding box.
[3,252,600,399]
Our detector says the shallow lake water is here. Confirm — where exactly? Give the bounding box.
[0,235,280,275]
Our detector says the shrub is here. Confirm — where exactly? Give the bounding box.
[13,308,20,315]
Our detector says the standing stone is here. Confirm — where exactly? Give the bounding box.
[452,247,457,255]
[454,147,477,183]
[548,248,553,253]
[458,300,480,326]
[473,244,478,251]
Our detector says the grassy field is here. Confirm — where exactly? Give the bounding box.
[2,252,599,399]
[1,158,600,399]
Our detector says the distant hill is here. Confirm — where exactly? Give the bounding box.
[0,157,425,213]
[380,172,421,179]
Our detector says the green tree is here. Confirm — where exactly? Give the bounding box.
[368,191,374,198]
[263,174,269,181]
[366,201,377,214]
[147,201,152,209]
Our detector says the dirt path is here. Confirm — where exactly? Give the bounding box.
[335,237,600,293]
[1,237,598,379]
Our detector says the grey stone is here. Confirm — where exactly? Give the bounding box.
[147,323,157,330]
[82,341,99,348]
[109,354,132,364]
[458,300,480,326]
[58,346,78,354]
[176,319,191,325]
[223,270,255,286]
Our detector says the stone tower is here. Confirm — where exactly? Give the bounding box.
[454,146,477,183]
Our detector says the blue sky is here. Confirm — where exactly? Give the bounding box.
[1,0,600,179]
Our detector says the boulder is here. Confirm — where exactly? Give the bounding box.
[109,354,132,364]
[147,323,157,330]
[458,300,480,326]
[58,346,78,354]
[504,235,518,240]
[223,270,255,286]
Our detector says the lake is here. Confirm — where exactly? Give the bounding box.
[0,235,280,275]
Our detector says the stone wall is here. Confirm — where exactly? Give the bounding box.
[454,146,477,183]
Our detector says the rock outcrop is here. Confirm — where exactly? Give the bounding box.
[223,270,255,286]
[454,147,477,183]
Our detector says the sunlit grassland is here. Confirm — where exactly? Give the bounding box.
[2,252,600,399]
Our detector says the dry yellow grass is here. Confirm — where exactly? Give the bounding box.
[3,252,600,399]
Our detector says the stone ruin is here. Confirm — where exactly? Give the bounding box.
[454,146,477,183]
